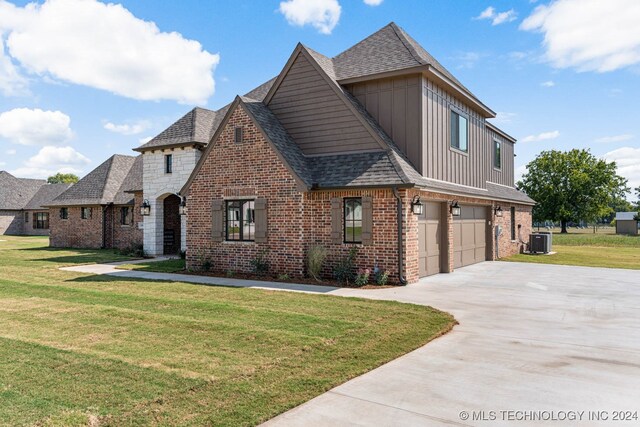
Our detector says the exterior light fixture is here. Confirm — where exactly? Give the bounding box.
[494,206,503,217]
[140,199,151,216]
[450,200,461,217]
[179,197,187,216]
[411,195,424,215]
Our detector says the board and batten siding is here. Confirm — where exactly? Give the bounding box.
[422,76,515,189]
[345,75,423,174]
[268,52,381,155]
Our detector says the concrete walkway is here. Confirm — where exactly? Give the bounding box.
[61,261,640,426]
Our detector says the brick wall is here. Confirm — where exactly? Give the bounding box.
[49,206,104,248]
[494,203,533,258]
[112,195,144,251]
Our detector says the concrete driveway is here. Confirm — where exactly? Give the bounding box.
[264,262,640,426]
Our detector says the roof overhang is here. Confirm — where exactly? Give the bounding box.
[336,65,496,119]
[132,141,205,153]
[486,122,517,143]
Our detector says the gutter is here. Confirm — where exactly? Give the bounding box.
[392,187,408,285]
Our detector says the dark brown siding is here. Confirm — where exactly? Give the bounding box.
[268,52,381,155]
[346,75,423,173]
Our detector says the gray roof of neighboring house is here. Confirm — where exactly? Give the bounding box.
[0,171,46,210]
[47,155,138,206]
[23,183,73,210]
[616,212,638,221]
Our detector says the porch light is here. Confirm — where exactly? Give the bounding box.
[450,200,461,217]
[494,206,503,217]
[410,196,423,215]
[140,199,151,216]
[179,197,187,216]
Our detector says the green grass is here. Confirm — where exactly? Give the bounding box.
[504,231,640,270]
[116,258,186,273]
[0,236,455,426]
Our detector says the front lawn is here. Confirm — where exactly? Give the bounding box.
[117,258,186,273]
[504,231,640,270]
[0,236,455,426]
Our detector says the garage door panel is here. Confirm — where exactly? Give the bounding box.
[453,205,488,269]
[418,202,442,277]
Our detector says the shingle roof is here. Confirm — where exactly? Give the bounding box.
[0,171,46,210]
[616,212,638,221]
[23,183,73,210]
[47,155,138,206]
[113,155,143,205]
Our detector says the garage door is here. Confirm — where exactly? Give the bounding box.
[453,205,487,269]
[418,202,442,277]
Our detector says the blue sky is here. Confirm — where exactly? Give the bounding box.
[0,0,639,196]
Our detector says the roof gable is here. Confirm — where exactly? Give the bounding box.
[135,107,216,152]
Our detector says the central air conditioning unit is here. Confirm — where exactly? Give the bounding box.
[529,233,552,254]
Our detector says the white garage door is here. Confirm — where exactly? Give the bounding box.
[418,202,442,277]
[453,205,487,269]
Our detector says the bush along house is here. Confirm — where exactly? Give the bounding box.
[179,23,534,284]
[46,154,143,251]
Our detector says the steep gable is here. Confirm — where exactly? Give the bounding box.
[266,48,383,156]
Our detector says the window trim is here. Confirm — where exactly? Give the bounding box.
[493,139,502,170]
[225,199,255,242]
[450,109,469,154]
[343,197,363,244]
[165,154,173,174]
[60,207,68,220]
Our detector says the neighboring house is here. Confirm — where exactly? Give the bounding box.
[46,154,143,250]
[180,22,534,284]
[0,171,67,236]
[615,212,639,235]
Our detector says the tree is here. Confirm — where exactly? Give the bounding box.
[517,149,628,233]
[47,173,79,184]
[635,186,640,209]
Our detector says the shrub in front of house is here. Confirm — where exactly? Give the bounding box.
[306,245,327,281]
[333,247,358,285]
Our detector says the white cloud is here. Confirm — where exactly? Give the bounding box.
[0,39,28,96]
[475,6,517,25]
[492,112,517,124]
[453,51,483,69]
[521,0,640,72]
[279,0,341,35]
[602,146,640,190]
[10,145,90,178]
[139,136,153,144]
[0,108,73,146]
[515,164,528,184]
[0,0,219,104]
[104,120,151,136]
[521,130,560,142]
[6,148,16,155]
[594,134,634,143]
[363,0,383,5]
[540,80,555,87]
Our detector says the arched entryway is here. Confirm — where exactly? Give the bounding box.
[162,194,181,255]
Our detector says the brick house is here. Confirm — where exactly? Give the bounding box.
[0,171,70,236]
[180,23,535,284]
[46,154,143,250]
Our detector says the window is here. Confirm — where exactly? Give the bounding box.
[234,126,243,144]
[81,207,92,219]
[510,207,516,240]
[165,154,172,174]
[25,212,29,222]
[120,207,131,225]
[60,208,68,220]
[450,110,468,152]
[34,212,49,229]
[226,200,255,241]
[344,198,363,243]
[494,139,501,169]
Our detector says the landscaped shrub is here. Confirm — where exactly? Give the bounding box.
[333,247,358,284]
[306,245,327,281]
[250,250,270,276]
[354,268,370,287]
[277,273,290,281]
[116,244,144,258]
[199,255,212,272]
[373,269,390,286]
[225,269,235,277]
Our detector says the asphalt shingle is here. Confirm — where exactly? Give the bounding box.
[0,171,46,210]
[23,183,73,210]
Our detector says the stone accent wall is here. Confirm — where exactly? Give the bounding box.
[49,206,104,248]
[142,146,200,255]
[0,210,23,235]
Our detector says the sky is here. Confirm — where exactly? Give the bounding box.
[0,0,639,198]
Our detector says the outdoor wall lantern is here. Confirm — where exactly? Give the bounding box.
[450,200,461,217]
[411,195,424,215]
[179,197,187,216]
[494,206,503,217]
[140,199,151,216]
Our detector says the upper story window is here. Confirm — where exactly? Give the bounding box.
[165,154,173,174]
[120,207,131,225]
[450,110,468,152]
[60,208,68,220]
[344,198,363,243]
[81,207,92,220]
[226,200,255,241]
[493,139,502,169]
[234,126,243,144]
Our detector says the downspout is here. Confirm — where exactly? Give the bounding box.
[392,187,408,285]
[101,205,107,249]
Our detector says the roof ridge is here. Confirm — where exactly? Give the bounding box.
[388,22,427,66]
